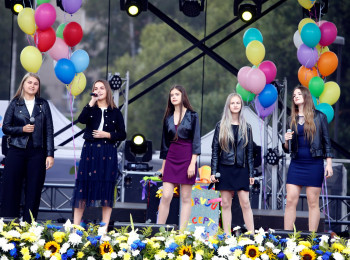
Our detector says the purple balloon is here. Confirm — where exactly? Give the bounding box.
[297,44,319,69]
[254,97,276,119]
[62,0,82,14]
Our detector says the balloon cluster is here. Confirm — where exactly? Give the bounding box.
[17,0,88,97]
[295,0,340,123]
[236,28,278,119]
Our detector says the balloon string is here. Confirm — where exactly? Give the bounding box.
[68,87,78,179]
[322,175,331,231]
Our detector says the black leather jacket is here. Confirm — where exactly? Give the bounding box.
[2,97,54,157]
[79,104,126,144]
[160,110,201,159]
[211,122,254,178]
[283,110,333,159]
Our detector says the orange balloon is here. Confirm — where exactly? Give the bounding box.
[317,51,338,77]
[298,66,318,87]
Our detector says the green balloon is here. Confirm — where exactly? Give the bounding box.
[37,0,50,6]
[236,83,256,102]
[56,23,67,39]
[308,76,324,98]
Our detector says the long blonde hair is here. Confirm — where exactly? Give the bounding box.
[290,86,316,142]
[92,79,116,108]
[219,93,248,152]
[13,73,41,100]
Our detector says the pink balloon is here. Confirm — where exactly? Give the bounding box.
[319,22,337,46]
[35,3,56,30]
[245,68,266,95]
[259,60,277,84]
[237,66,251,89]
[48,37,69,61]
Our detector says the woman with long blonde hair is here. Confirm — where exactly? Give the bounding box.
[284,86,333,231]
[210,93,254,235]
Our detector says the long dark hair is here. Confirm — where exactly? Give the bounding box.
[92,79,116,108]
[13,73,41,100]
[163,85,194,140]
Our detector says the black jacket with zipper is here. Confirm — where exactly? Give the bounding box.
[2,97,54,157]
[282,110,333,159]
[211,121,254,178]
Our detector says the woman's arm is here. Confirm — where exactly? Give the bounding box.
[44,101,54,158]
[160,120,170,160]
[188,154,197,178]
[210,123,220,176]
[247,126,254,178]
[2,101,24,135]
[191,112,201,156]
[109,109,127,142]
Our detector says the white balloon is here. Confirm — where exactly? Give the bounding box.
[293,30,303,49]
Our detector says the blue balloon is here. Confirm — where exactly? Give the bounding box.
[258,84,278,108]
[311,95,319,107]
[316,103,334,123]
[54,59,75,84]
[300,23,321,48]
[243,28,263,47]
[70,49,90,73]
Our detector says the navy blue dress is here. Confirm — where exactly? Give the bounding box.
[287,124,324,187]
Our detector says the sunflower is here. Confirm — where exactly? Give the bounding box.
[178,245,193,260]
[300,248,316,260]
[245,245,260,259]
[100,241,114,255]
[44,241,61,256]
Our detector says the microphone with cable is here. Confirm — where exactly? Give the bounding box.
[90,93,98,97]
[287,129,292,153]
[208,172,221,190]
[154,171,163,178]
[29,117,35,125]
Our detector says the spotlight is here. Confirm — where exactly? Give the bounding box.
[179,0,205,17]
[4,0,33,15]
[124,134,153,171]
[120,0,148,17]
[109,74,123,90]
[265,148,280,166]
[233,0,261,22]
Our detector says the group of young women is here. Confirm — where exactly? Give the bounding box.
[0,73,333,234]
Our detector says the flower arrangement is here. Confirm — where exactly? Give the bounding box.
[1,217,349,260]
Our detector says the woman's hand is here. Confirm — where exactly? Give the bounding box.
[88,93,99,107]
[284,131,294,150]
[249,177,255,185]
[325,163,333,178]
[92,130,110,139]
[23,124,34,133]
[187,163,196,178]
[46,156,54,170]
[210,175,219,183]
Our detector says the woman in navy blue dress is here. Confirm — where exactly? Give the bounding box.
[284,86,333,231]
[72,79,126,229]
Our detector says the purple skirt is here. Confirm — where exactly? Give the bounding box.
[163,139,197,185]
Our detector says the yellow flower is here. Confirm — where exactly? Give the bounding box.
[196,250,204,255]
[245,245,260,259]
[300,248,316,260]
[20,247,30,255]
[175,234,187,244]
[83,241,91,249]
[21,232,37,242]
[332,243,345,252]
[209,237,219,244]
[54,253,62,260]
[299,241,312,248]
[77,251,84,259]
[103,253,112,260]
[124,253,131,260]
[156,250,167,259]
[234,249,243,257]
[44,241,61,256]
[23,254,31,260]
[178,245,193,260]
[342,247,350,254]
[100,241,114,255]
[53,232,66,243]
[120,242,129,250]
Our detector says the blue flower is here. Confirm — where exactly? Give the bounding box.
[100,222,106,227]
[61,253,68,260]
[213,244,218,250]
[316,250,324,254]
[165,242,179,253]
[131,243,138,250]
[138,242,146,250]
[279,238,288,243]
[10,247,17,258]
[269,234,279,243]
[96,235,102,240]
[67,248,75,257]
[312,245,320,250]
[277,252,285,259]
[76,230,83,236]
[35,253,41,259]
[325,251,332,256]
[217,234,224,241]
[322,254,330,260]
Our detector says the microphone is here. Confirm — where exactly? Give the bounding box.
[154,171,163,178]
[90,93,98,97]
[29,117,35,125]
[287,129,292,153]
[208,172,221,190]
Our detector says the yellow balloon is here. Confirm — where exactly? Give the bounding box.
[298,0,316,10]
[316,44,329,56]
[298,18,316,34]
[67,73,87,97]
[20,46,42,73]
[319,81,340,105]
[18,8,36,35]
[246,40,265,66]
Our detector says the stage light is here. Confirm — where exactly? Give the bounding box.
[4,0,33,15]
[265,148,280,166]
[179,0,205,17]
[109,74,123,90]
[233,0,261,22]
[120,0,148,17]
[124,134,153,171]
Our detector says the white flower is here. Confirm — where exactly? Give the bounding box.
[1,256,9,260]
[193,226,206,241]
[111,252,117,259]
[60,243,70,254]
[240,254,249,260]
[50,256,58,260]
[38,239,46,246]
[218,245,231,257]
[225,236,238,247]
[256,227,266,236]
[127,230,140,245]
[258,246,265,252]
[195,254,203,260]
[261,253,269,260]
[168,253,175,259]
[233,226,241,231]
[317,257,323,260]
[63,219,72,232]
[273,248,281,254]
[98,226,107,236]
[182,255,190,260]
[333,252,345,260]
[87,257,96,260]
[0,237,14,252]
[68,233,82,246]
[254,234,264,245]
[0,218,4,232]
[265,242,275,248]
[117,250,125,257]
[295,244,306,252]
[7,230,21,238]
[44,250,52,258]
[30,244,39,253]
[319,235,330,247]
[238,238,254,247]
[29,225,44,238]
[131,250,140,256]
[268,228,275,233]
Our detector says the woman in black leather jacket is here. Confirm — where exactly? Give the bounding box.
[72,79,126,232]
[210,93,254,235]
[284,86,333,232]
[157,85,200,231]
[1,73,54,222]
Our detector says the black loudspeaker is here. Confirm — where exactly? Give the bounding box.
[124,173,152,203]
[146,183,180,225]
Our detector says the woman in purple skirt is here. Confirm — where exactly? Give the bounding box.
[157,85,201,231]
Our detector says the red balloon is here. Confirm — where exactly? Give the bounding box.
[34,27,56,52]
[63,22,83,47]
